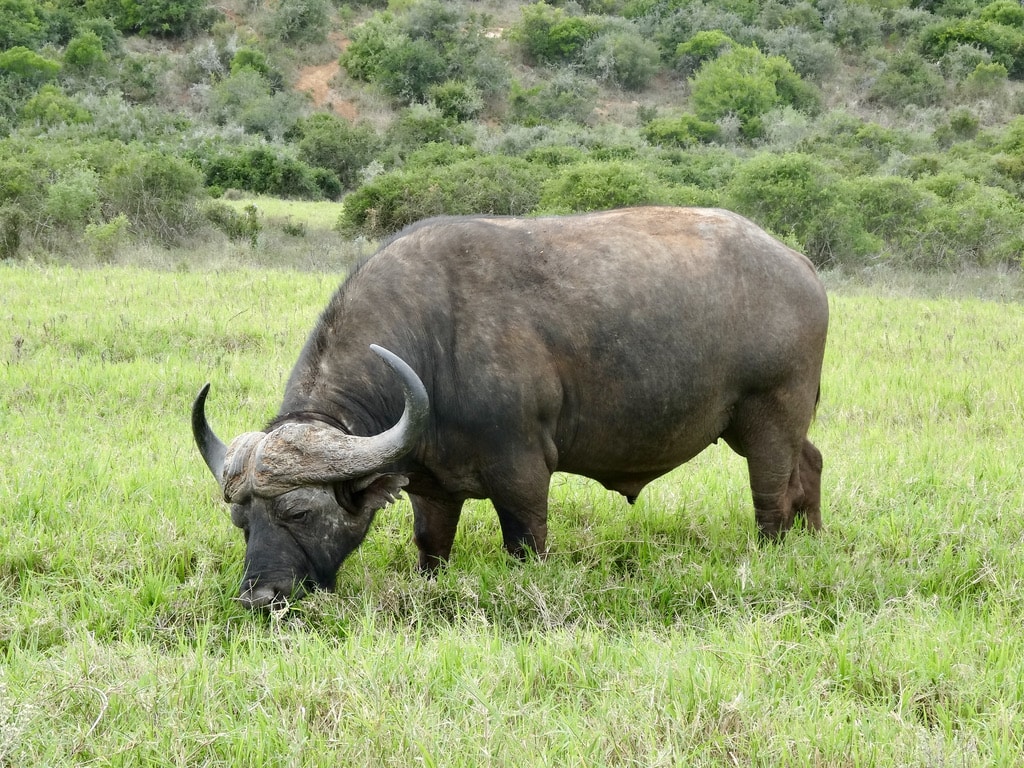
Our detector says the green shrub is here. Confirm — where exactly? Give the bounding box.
[204,201,261,246]
[202,148,326,199]
[20,85,92,128]
[428,80,484,122]
[91,0,215,37]
[0,47,61,85]
[508,72,598,127]
[642,113,720,147]
[265,0,329,44]
[867,50,946,108]
[582,28,661,90]
[724,152,870,266]
[513,3,606,65]
[376,35,447,103]
[64,30,109,74]
[382,104,472,162]
[0,204,23,259]
[101,150,204,244]
[337,156,547,238]
[340,2,507,106]
[690,45,819,140]
[83,213,130,260]
[674,30,735,74]
[920,16,1024,78]
[44,164,101,227]
[962,61,1008,97]
[0,0,45,50]
[293,113,380,191]
[537,160,667,213]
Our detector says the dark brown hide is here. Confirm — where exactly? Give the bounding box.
[194,207,828,606]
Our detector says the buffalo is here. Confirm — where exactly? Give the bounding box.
[192,207,828,610]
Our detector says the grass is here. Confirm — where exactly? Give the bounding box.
[2,262,1024,766]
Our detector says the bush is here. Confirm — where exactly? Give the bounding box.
[20,85,92,128]
[513,3,606,65]
[64,30,109,74]
[0,47,61,85]
[690,45,819,140]
[867,50,946,108]
[537,160,669,213]
[265,0,329,45]
[674,30,735,75]
[204,201,261,246]
[92,0,215,37]
[642,113,720,147]
[920,16,1024,78]
[428,80,484,122]
[293,113,380,191]
[0,204,23,259]
[724,152,870,266]
[337,156,548,238]
[340,2,507,106]
[202,148,326,199]
[100,150,204,244]
[508,72,598,127]
[582,28,661,90]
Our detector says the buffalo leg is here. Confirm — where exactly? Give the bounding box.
[724,393,816,541]
[790,438,823,531]
[410,494,464,573]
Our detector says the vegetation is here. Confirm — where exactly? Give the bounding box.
[0,0,1022,269]
[2,265,1024,765]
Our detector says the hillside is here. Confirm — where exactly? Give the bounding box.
[1,0,1023,270]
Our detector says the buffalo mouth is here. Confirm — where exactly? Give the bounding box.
[237,576,321,612]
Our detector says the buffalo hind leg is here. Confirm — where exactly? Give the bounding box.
[790,438,823,532]
[724,394,815,542]
[410,494,464,573]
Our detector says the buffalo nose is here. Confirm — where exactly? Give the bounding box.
[238,583,286,611]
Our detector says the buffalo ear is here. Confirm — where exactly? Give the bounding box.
[335,474,409,516]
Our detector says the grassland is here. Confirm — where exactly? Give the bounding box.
[2,262,1023,766]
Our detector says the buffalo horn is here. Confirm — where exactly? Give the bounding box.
[219,345,429,500]
[192,382,228,485]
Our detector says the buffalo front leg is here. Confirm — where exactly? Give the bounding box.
[410,494,464,573]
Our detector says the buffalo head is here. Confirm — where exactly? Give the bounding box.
[191,345,429,610]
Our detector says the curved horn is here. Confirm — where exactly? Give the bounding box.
[191,383,228,486]
[236,345,430,497]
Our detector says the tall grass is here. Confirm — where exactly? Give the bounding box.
[2,263,1023,766]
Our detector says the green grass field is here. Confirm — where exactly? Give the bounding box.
[2,263,1023,766]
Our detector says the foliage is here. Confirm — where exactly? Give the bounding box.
[201,147,330,200]
[581,28,661,90]
[428,80,484,122]
[204,200,261,246]
[100,149,204,244]
[63,29,109,74]
[20,85,92,128]
[265,0,330,45]
[340,1,507,106]
[0,46,61,85]
[292,113,380,191]
[337,155,547,238]
[919,11,1024,78]
[513,2,607,65]
[724,152,870,266]
[537,160,668,212]
[508,72,598,127]
[689,44,819,139]
[867,50,946,108]
[641,112,720,147]
[87,0,215,37]
[674,29,735,74]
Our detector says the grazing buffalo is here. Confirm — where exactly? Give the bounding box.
[192,207,828,610]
